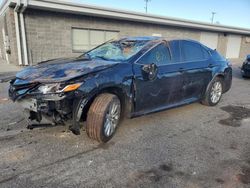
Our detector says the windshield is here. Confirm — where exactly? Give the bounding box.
[84,40,149,61]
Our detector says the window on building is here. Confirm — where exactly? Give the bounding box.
[72,28,119,52]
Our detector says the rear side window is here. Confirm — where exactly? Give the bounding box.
[169,40,181,63]
[181,41,205,61]
[201,47,210,59]
[138,43,171,65]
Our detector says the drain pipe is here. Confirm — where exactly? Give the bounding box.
[14,0,22,65]
[19,0,28,66]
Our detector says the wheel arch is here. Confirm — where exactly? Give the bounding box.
[80,86,131,122]
[204,72,225,99]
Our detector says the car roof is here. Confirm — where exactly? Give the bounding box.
[169,39,212,50]
[117,37,212,51]
[120,36,162,41]
[120,37,201,43]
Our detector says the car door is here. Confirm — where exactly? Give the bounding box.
[133,42,184,114]
[179,40,213,100]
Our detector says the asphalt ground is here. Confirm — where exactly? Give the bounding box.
[0,61,250,188]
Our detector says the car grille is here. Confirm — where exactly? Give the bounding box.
[9,81,39,101]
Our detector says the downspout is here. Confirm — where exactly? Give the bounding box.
[19,0,28,66]
[14,0,22,65]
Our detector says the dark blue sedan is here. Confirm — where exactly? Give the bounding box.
[241,55,250,77]
[9,37,232,142]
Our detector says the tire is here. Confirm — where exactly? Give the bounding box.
[202,77,223,106]
[86,93,121,143]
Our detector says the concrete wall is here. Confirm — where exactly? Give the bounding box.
[0,8,18,65]
[0,14,5,63]
[24,9,202,64]
[239,36,250,60]
[217,33,228,56]
[1,8,249,65]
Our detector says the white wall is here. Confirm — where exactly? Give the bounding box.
[226,35,242,59]
[200,32,218,49]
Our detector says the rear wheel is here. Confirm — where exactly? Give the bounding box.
[202,77,223,106]
[86,93,121,143]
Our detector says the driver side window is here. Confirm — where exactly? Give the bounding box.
[138,43,171,65]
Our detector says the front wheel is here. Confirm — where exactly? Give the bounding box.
[86,93,121,143]
[202,77,223,106]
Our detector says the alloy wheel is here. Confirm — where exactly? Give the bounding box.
[104,100,121,137]
[210,81,222,104]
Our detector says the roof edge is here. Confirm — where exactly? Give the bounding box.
[2,0,250,35]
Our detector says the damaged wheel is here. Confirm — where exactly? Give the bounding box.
[202,77,223,106]
[86,93,121,143]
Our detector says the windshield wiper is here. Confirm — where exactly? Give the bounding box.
[84,53,91,59]
[95,56,110,61]
[77,52,91,60]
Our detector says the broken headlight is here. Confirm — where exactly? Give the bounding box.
[37,83,81,94]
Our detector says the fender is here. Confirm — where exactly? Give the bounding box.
[70,77,134,134]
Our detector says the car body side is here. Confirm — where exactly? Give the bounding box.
[73,40,232,122]
[9,38,232,132]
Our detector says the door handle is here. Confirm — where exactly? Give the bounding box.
[179,68,184,72]
[208,63,213,68]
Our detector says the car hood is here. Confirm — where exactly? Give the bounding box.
[15,58,119,83]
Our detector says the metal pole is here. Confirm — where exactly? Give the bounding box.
[20,0,29,66]
[14,0,23,65]
[144,0,150,13]
[211,12,216,23]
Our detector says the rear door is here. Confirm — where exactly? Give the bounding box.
[179,40,212,100]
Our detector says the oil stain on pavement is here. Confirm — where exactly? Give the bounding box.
[219,105,250,127]
[128,163,191,187]
[236,166,250,184]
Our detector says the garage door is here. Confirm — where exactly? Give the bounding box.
[200,32,218,49]
[226,35,242,59]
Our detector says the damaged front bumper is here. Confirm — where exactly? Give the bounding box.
[16,92,74,124]
[9,79,79,125]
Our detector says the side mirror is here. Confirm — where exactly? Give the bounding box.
[142,63,158,80]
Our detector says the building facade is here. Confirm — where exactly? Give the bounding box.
[0,0,250,66]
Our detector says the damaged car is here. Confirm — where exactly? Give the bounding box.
[9,36,232,143]
[241,54,250,77]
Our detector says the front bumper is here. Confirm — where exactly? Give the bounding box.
[241,62,250,77]
[19,93,73,113]
[241,68,250,77]
[16,94,74,124]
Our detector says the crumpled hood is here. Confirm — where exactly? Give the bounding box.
[16,58,118,83]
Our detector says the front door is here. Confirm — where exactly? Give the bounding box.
[133,42,184,114]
